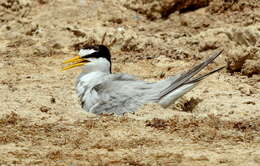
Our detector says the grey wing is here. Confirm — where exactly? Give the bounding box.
[89,75,156,115]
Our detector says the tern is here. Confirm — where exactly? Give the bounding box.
[63,45,224,115]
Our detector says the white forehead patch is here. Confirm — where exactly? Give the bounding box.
[79,49,97,57]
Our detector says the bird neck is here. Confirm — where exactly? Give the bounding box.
[81,57,111,75]
[75,58,111,99]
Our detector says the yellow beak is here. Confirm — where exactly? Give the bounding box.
[63,56,87,71]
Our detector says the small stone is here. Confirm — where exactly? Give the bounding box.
[40,106,51,113]
[50,97,56,104]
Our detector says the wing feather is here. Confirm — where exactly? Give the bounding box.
[159,50,223,99]
[89,74,154,115]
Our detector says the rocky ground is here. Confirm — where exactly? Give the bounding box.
[0,0,260,165]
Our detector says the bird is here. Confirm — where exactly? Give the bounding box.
[63,45,224,115]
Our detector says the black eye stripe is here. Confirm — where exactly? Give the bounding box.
[84,52,100,58]
[80,45,112,73]
[80,45,111,62]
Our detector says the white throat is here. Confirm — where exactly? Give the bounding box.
[81,57,111,75]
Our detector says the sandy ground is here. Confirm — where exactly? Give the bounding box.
[0,0,260,165]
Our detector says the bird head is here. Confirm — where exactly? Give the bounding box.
[63,45,111,71]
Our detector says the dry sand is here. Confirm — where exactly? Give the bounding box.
[0,0,260,165]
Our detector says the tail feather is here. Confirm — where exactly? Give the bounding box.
[159,82,198,108]
[159,50,223,100]
[185,66,225,84]
[158,66,224,108]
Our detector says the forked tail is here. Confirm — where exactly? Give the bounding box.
[158,50,224,107]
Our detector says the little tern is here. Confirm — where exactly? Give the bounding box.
[63,45,224,115]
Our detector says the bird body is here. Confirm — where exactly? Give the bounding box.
[63,45,224,115]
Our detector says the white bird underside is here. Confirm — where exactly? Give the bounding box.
[75,50,224,115]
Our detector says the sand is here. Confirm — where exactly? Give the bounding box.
[0,0,260,165]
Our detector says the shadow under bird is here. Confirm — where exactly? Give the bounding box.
[63,45,224,115]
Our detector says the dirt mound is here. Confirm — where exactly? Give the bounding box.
[123,0,211,20]
[225,26,260,76]
[207,0,260,14]
[227,46,260,76]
